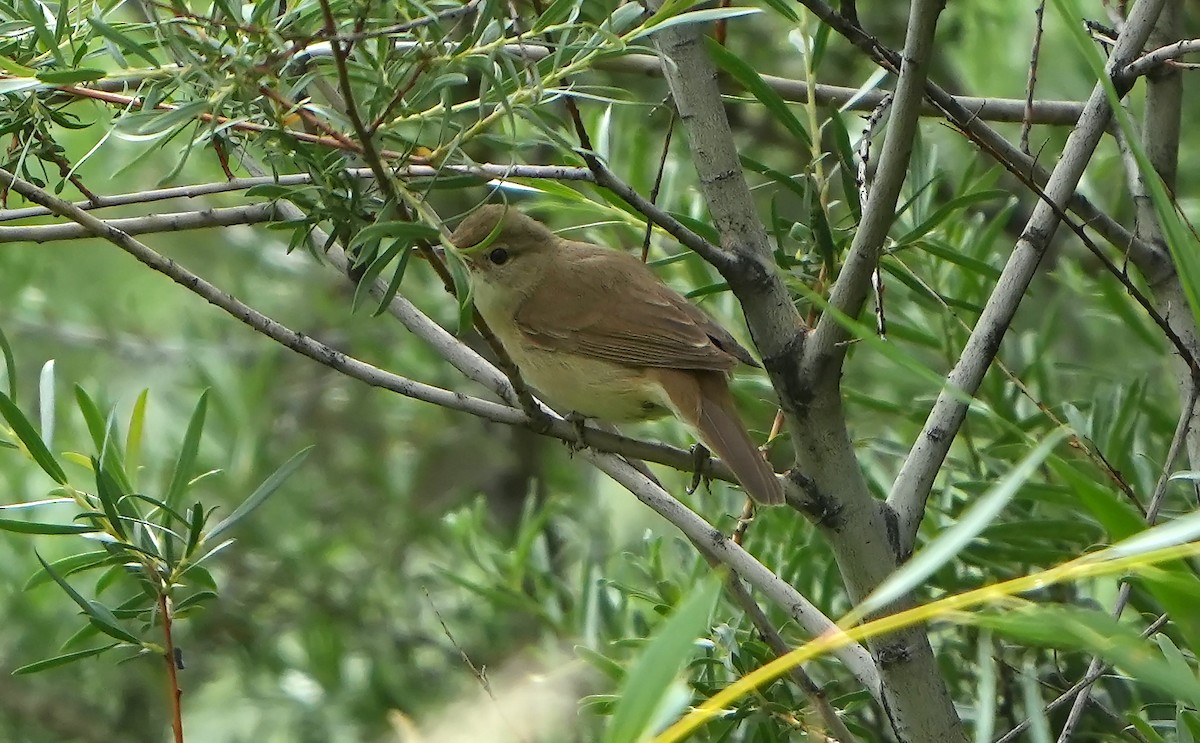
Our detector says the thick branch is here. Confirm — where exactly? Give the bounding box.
[886,0,1169,554]
[648,4,804,366]
[651,4,965,741]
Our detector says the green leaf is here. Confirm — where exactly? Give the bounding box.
[855,429,1068,619]
[602,575,722,743]
[25,550,116,589]
[12,644,119,674]
[206,446,313,542]
[0,391,68,484]
[347,221,439,251]
[0,323,15,399]
[0,518,98,535]
[444,247,475,336]
[86,15,158,67]
[629,7,763,41]
[894,190,1009,246]
[73,386,134,494]
[34,551,144,646]
[371,243,415,317]
[93,457,127,540]
[35,68,106,84]
[707,38,810,150]
[38,360,54,446]
[977,605,1200,707]
[164,390,208,510]
[125,389,149,489]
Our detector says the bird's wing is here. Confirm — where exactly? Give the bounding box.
[514,247,754,371]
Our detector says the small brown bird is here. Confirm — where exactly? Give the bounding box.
[450,205,783,506]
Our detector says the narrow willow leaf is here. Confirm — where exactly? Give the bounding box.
[38,359,54,446]
[602,575,722,743]
[0,518,98,535]
[207,446,313,542]
[0,391,68,484]
[25,550,116,589]
[125,389,149,488]
[34,551,143,646]
[12,644,119,674]
[164,390,208,510]
[0,324,15,399]
[854,428,1069,619]
[707,38,810,149]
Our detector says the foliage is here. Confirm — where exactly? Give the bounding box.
[0,0,1198,742]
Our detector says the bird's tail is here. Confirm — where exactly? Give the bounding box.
[658,370,783,506]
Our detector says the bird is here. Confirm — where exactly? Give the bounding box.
[450,204,783,505]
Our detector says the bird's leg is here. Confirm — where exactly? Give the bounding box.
[564,411,590,455]
[687,443,711,495]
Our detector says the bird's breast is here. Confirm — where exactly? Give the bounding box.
[472,277,672,421]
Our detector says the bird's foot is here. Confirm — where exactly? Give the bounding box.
[686,443,711,495]
[564,411,590,455]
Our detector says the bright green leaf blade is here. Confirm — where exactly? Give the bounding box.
[856,428,1068,619]
[164,390,208,510]
[0,391,68,484]
[603,574,722,743]
[707,38,810,149]
[125,389,149,488]
[0,324,15,399]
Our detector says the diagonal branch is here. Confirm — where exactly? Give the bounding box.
[800,0,944,381]
[886,0,1169,555]
[0,205,278,242]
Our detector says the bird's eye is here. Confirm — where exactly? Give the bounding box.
[488,247,510,265]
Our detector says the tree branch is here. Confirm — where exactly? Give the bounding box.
[886,0,1169,555]
[579,449,881,697]
[0,204,278,242]
[800,0,944,381]
[0,164,593,223]
[649,3,966,740]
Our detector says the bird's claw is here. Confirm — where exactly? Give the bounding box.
[565,411,589,455]
[687,443,711,495]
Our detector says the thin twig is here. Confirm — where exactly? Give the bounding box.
[0,204,277,242]
[993,614,1168,743]
[1020,1,1048,155]
[1120,37,1200,80]
[0,164,594,222]
[421,586,530,743]
[642,109,675,263]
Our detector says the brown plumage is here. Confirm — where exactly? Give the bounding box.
[451,205,783,505]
